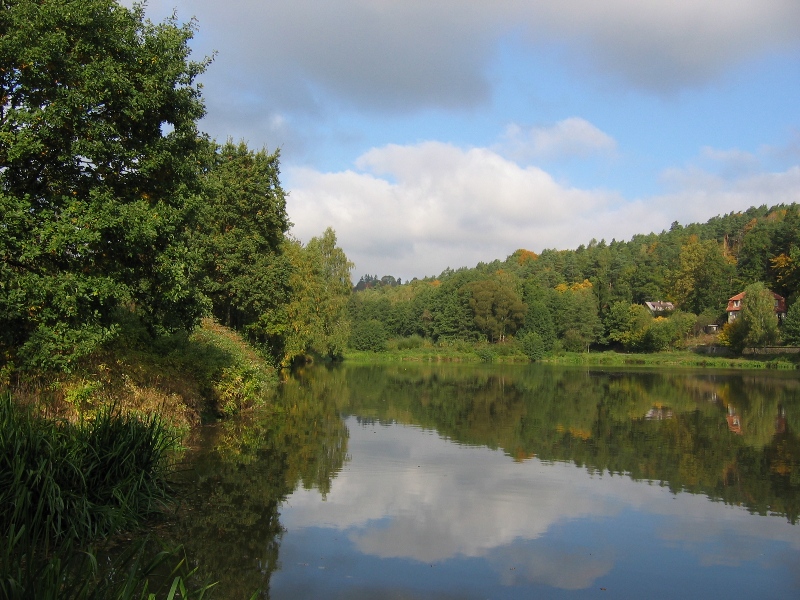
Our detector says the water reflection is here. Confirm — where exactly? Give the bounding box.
[162,385,348,598]
[316,365,800,522]
[168,364,800,598]
[274,416,800,598]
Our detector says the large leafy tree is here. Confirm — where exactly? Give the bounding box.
[0,0,209,370]
[553,282,603,352]
[522,300,556,351]
[672,237,734,315]
[465,278,525,343]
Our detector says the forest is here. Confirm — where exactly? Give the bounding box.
[348,203,800,357]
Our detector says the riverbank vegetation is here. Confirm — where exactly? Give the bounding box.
[0,395,218,599]
[348,204,800,368]
[0,0,353,403]
[346,346,799,370]
[0,1,349,596]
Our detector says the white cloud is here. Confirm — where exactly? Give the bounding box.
[658,164,800,225]
[497,118,617,162]
[286,141,630,280]
[287,136,799,281]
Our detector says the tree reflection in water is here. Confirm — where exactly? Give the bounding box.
[162,368,349,598]
[163,364,800,597]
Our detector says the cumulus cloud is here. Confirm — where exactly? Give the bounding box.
[119,1,800,282]
[287,135,799,281]
[497,118,617,162]
[286,140,633,280]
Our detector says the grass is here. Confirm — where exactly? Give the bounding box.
[345,343,800,370]
[0,318,278,598]
[538,350,799,369]
[0,395,218,599]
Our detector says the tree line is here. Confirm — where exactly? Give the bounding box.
[349,205,800,355]
[0,0,352,375]
[284,365,800,522]
[3,1,799,376]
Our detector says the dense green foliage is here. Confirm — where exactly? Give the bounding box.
[784,301,800,346]
[0,0,353,376]
[350,204,800,356]
[276,228,354,365]
[0,0,210,371]
[194,141,291,350]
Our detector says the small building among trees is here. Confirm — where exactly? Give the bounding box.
[644,301,674,315]
[726,290,786,323]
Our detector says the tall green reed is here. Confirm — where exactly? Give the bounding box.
[0,395,213,599]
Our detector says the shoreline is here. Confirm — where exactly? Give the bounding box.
[343,348,800,370]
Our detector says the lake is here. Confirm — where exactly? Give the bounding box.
[168,364,800,599]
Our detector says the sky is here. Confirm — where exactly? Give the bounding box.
[134,0,800,282]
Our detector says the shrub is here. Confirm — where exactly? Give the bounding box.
[396,335,425,350]
[520,332,547,361]
[349,320,388,352]
[475,348,497,363]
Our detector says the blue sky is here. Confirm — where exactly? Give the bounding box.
[136,0,800,282]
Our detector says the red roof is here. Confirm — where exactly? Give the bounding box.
[726,290,786,314]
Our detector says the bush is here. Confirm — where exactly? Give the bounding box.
[396,335,425,350]
[349,320,388,352]
[562,329,587,353]
[475,348,497,363]
[520,332,547,361]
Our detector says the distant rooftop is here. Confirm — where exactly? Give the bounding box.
[645,301,674,313]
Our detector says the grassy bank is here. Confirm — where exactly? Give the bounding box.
[345,345,800,370]
[0,318,277,598]
[539,350,798,369]
[4,318,280,432]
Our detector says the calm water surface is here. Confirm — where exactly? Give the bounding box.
[170,364,800,599]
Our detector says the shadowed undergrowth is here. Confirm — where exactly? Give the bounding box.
[0,396,216,599]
